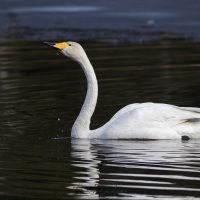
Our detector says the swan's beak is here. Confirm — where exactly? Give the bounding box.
[44,42,68,50]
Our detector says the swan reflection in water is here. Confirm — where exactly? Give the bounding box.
[68,139,100,198]
[68,139,200,199]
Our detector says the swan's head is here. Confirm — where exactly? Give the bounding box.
[44,41,87,63]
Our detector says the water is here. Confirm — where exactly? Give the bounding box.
[1,0,200,42]
[1,39,200,199]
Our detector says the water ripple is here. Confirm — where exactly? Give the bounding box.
[70,139,200,198]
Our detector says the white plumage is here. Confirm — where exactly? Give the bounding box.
[45,41,200,140]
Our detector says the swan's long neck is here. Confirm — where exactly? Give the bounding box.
[71,53,98,138]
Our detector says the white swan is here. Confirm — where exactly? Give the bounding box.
[44,41,200,140]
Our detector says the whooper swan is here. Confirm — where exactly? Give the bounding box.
[44,41,200,140]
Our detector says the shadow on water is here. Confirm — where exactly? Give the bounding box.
[0,38,200,199]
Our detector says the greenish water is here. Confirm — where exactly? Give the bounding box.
[0,39,200,199]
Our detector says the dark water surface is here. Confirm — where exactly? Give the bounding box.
[1,39,200,199]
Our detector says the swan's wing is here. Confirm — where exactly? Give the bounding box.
[102,103,200,139]
[133,104,200,128]
[111,103,200,125]
[171,106,200,137]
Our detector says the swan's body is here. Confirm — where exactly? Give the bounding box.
[45,41,200,139]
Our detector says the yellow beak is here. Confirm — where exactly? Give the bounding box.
[44,42,68,50]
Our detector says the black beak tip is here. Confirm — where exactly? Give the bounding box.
[44,42,55,48]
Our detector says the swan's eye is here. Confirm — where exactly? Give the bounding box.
[68,43,72,46]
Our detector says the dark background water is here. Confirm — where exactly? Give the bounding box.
[1,0,200,199]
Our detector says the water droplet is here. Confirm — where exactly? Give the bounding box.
[58,118,60,121]
[56,52,60,56]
